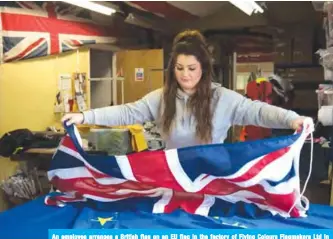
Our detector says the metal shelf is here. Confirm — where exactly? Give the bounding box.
[89,77,124,81]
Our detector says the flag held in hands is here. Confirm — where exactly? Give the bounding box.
[46,118,314,219]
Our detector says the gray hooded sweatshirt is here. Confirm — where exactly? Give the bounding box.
[83,83,299,149]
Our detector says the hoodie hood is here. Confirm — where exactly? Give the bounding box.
[176,82,221,100]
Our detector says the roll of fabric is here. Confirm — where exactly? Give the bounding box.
[318,105,333,126]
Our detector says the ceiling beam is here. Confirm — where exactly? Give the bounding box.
[124,12,180,34]
[189,2,268,31]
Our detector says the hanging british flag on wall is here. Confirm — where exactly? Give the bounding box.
[0,1,118,63]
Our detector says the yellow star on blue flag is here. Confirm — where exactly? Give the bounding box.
[91,217,113,226]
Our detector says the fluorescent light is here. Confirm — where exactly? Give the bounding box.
[248,1,264,13]
[62,0,116,16]
[229,0,254,15]
[229,0,264,16]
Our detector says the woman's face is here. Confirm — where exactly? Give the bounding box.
[174,54,202,94]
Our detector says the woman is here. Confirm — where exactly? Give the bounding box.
[62,29,306,149]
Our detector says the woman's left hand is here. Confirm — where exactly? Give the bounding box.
[290,116,308,131]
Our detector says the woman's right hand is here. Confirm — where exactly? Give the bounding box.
[61,113,84,126]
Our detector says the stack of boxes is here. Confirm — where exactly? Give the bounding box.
[272,23,325,117]
[273,24,317,65]
[277,67,324,113]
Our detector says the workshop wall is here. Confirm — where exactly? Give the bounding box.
[0,47,91,211]
[0,48,90,136]
[116,49,164,104]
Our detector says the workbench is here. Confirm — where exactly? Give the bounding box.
[9,147,109,197]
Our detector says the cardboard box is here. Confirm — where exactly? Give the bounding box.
[278,23,315,40]
[286,67,324,83]
[292,90,318,109]
[292,36,314,64]
[273,37,292,64]
[273,24,315,65]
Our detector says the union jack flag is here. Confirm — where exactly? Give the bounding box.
[46,120,314,219]
[0,1,117,63]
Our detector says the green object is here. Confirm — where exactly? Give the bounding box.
[88,129,132,155]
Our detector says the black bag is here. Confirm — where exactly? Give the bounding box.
[0,129,34,157]
[0,129,64,157]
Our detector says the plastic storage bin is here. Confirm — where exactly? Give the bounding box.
[88,128,132,155]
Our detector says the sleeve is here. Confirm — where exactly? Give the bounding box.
[82,89,162,126]
[229,90,300,129]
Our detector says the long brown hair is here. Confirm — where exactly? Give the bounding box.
[161,29,214,143]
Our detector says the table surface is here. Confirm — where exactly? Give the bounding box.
[0,195,332,239]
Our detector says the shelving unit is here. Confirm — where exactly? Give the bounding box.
[89,48,125,109]
[271,21,333,205]
[274,64,324,117]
